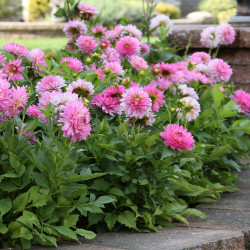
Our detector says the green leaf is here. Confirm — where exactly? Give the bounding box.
[172,214,189,225]
[53,226,79,242]
[181,208,207,218]
[212,85,224,109]
[63,214,79,228]
[21,238,32,249]
[63,173,106,183]
[19,227,33,240]
[231,119,250,134]
[0,198,12,218]
[94,196,116,206]
[118,211,138,230]
[161,148,175,160]
[145,133,159,147]
[13,192,29,211]
[105,213,118,230]
[54,8,65,17]
[23,118,38,132]
[218,101,239,119]
[209,146,230,160]
[32,172,49,189]
[76,229,96,240]
[17,211,41,230]
[108,187,124,196]
[0,222,8,234]
[90,178,111,191]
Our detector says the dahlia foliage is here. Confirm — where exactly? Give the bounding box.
[0,1,249,249]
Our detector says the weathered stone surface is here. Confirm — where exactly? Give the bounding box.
[218,49,250,65]
[230,65,250,84]
[239,28,250,47]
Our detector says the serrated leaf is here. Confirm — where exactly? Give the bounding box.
[172,214,189,225]
[17,210,41,230]
[0,198,12,218]
[63,214,79,228]
[0,222,8,234]
[210,146,230,160]
[53,226,79,242]
[76,229,96,239]
[94,196,116,206]
[105,213,118,230]
[181,208,207,218]
[118,211,138,230]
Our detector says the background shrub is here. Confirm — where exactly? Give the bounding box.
[0,0,21,20]
[198,0,236,23]
[155,2,180,19]
[28,0,50,22]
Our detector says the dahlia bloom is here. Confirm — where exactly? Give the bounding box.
[36,75,65,95]
[104,62,124,76]
[157,62,177,80]
[127,111,155,127]
[92,25,108,38]
[143,85,165,112]
[98,39,111,50]
[27,104,41,118]
[0,69,7,80]
[231,90,250,115]
[59,99,91,142]
[116,36,140,58]
[91,93,121,116]
[140,42,150,55]
[189,52,211,65]
[61,57,83,72]
[177,97,201,122]
[78,4,99,20]
[67,79,94,98]
[29,48,47,72]
[76,35,97,54]
[63,20,87,38]
[124,24,142,40]
[66,38,75,51]
[208,59,232,83]
[102,48,121,64]
[0,52,6,65]
[103,85,125,99]
[150,14,173,36]
[217,23,236,45]
[106,25,124,41]
[160,124,195,151]
[0,78,11,111]
[3,86,28,118]
[3,59,24,82]
[200,26,220,48]
[3,43,29,58]
[120,87,152,119]
[150,78,173,92]
[178,85,199,100]
[129,55,148,71]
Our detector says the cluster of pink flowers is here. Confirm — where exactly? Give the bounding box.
[231,90,250,115]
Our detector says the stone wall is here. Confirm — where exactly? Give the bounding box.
[168,25,250,91]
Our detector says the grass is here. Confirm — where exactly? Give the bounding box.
[0,38,68,51]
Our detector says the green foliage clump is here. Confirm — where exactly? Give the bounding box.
[0,0,21,19]
[198,0,236,23]
[28,0,50,22]
[155,2,180,19]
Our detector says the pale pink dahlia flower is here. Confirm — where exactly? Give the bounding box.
[143,85,165,112]
[104,62,124,76]
[160,124,195,151]
[106,25,125,41]
[91,93,121,116]
[150,14,173,36]
[150,78,173,92]
[177,97,201,122]
[189,52,211,65]
[178,85,199,100]
[3,59,24,82]
[124,24,142,40]
[3,43,29,58]
[36,75,65,95]
[120,87,152,119]
[103,85,125,99]
[0,52,6,65]
[92,25,108,38]
[98,39,111,50]
[217,23,236,45]
[67,79,94,98]
[129,55,148,71]
[116,36,140,58]
[208,59,232,83]
[61,57,83,72]
[3,86,28,118]
[200,26,220,48]
[59,99,91,142]
[231,90,250,115]
[27,104,41,118]
[29,48,47,72]
[0,78,11,110]
[78,4,99,20]
[76,35,97,54]
[139,42,150,55]
[102,48,121,64]
[63,20,87,38]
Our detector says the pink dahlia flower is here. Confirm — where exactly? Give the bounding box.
[158,62,177,79]
[78,4,99,20]
[106,25,124,41]
[231,90,250,115]
[104,62,124,76]
[76,35,97,54]
[139,42,150,55]
[0,78,11,111]
[3,86,28,118]
[36,75,65,95]
[189,52,211,65]
[61,57,83,72]
[92,25,108,38]
[124,24,142,40]
[0,52,6,65]
[27,104,41,118]
[177,97,201,122]
[150,78,173,92]
[160,124,195,151]
[102,48,121,64]
[150,14,173,36]
[143,85,165,112]
[103,85,125,99]
[59,99,91,142]
[91,93,121,116]
[29,48,47,73]
[98,39,111,50]
[127,111,155,127]
[178,85,199,100]
[217,23,236,45]
[116,36,140,58]
[129,55,148,71]
[208,59,232,83]
[120,87,152,119]
[67,79,94,98]
[3,43,29,58]
[63,20,87,38]
[200,26,220,48]
[3,59,24,82]
[66,38,75,51]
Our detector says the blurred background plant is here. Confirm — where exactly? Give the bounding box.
[198,0,236,23]
[28,0,50,21]
[0,0,21,20]
[155,2,180,19]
